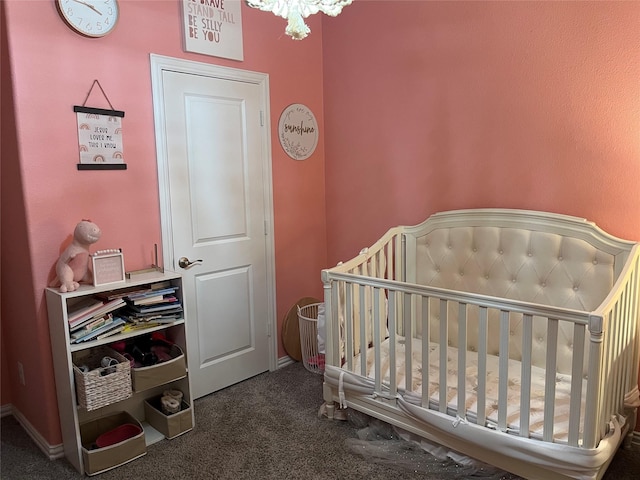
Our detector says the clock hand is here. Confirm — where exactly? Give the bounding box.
[70,0,102,15]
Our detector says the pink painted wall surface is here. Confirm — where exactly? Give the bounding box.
[322,1,640,428]
[323,1,640,265]
[2,0,327,445]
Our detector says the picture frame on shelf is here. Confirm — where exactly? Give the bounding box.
[92,250,125,287]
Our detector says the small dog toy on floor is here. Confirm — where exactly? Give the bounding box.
[51,219,102,292]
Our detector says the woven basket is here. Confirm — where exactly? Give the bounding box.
[73,346,132,411]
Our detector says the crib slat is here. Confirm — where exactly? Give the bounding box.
[359,284,367,377]
[568,323,586,446]
[620,286,632,391]
[519,314,533,438]
[623,275,634,401]
[373,288,382,393]
[616,289,630,406]
[457,303,467,420]
[404,292,412,392]
[600,307,615,431]
[439,299,448,414]
[422,296,430,409]
[476,306,488,426]
[614,291,627,413]
[612,294,624,414]
[604,300,619,426]
[388,291,397,397]
[345,282,354,371]
[631,266,640,399]
[402,292,413,338]
[543,318,559,442]
[328,280,339,367]
[371,288,388,392]
[612,294,623,418]
[498,310,509,432]
[397,233,405,283]
[386,239,393,282]
[411,294,419,339]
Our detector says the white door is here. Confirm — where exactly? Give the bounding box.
[150,55,276,399]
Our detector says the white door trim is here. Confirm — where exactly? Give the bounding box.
[149,53,277,373]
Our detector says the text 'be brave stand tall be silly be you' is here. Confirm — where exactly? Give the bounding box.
[185,0,237,43]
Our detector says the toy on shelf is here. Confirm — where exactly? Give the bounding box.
[51,220,102,292]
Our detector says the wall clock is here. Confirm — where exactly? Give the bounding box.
[56,0,119,38]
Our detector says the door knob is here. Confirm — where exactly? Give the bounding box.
[178,257,203,269]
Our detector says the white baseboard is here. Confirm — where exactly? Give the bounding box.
[8,407,64,460]
[1,403,13,417]
[277,355,294,369]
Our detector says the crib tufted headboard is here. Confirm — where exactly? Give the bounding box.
[403,208,637,374]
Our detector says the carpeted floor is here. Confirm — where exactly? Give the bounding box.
[2,362,639,479]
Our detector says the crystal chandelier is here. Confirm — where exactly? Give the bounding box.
[246,0,353,40]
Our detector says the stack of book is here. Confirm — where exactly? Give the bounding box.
[121,284,183,328]
[67,297,127,343]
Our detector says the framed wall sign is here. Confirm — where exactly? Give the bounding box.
[278,104,319,161]
[91,250,126,287]
[75,106,126,170]
[182,0,244,61]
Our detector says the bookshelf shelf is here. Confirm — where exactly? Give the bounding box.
[46,271,194,475]
[68,319,186,353]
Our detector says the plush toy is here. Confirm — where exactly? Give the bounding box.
[52,220,102,292]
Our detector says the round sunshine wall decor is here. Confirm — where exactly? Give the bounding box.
[278,104,319,161]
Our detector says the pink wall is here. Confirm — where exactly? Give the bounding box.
[322,1,640,430]
[323,1,640,265]
[2,0,327,445]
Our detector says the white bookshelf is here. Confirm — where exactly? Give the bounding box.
[46,271,194,475]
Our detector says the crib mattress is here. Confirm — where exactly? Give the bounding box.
[347,336,587,444]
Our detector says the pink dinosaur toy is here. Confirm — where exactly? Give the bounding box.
[52,220,102,292]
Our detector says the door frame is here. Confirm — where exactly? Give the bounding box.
[149,53,278,373]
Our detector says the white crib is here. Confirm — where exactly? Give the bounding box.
[321,209,640,480]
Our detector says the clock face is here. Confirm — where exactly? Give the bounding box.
[56,0,119,38]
